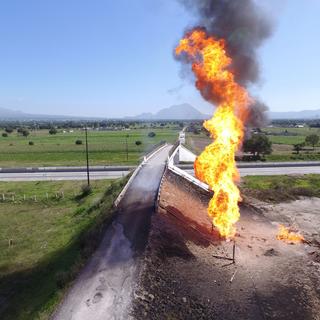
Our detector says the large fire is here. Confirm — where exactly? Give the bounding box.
[175,29,250,238]
[276,225,305,244]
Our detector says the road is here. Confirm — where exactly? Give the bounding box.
[0,170,130,181]
[52,145,172,320]
[185,165,320,177]
[1,164,319,181]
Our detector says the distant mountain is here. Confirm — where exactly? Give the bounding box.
[2,105,320,121]
[127,103,209,120]
[269,109,320,120]
[0,107,29,119]
[0,107,99,121]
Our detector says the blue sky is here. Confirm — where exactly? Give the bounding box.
[0,0,319,117]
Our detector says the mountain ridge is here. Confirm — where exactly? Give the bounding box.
[1,105,320,121]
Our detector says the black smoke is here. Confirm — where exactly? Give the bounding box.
[178,0,274,127]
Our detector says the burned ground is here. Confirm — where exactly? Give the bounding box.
[131,169,320,320]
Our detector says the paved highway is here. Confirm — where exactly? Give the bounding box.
[0,161,319,181]
[185,165,320,177]
[0,170,130,181]
[1,165,320,181]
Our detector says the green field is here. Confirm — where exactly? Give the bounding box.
[241,174,320,202]
[0,128,179,167]
[0,178,127,320]
[185,126,320,162]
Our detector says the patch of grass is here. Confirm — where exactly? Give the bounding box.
[0,177,129,320]
[265,153,320,162]
[0,129,178,167]
[240,174,320,203]
[267,135,306,145]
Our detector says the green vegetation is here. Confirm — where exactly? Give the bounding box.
[243,134,272,160]
[241,174,320,202]
[0,178,128,320]
[0,128,178,167]
[305,134,320,150]
[185,125,320,162]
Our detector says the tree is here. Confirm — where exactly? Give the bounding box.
[22,129,30,137]
[2,133,8,137]
[135,140,142,146]
[293,143,304,154]
[29,141,34,146]
[305,134,319,150]
[5,127,13,134]
[49,127,57,135]
[148,132,156,138]
[243,134,272,159]
[75,139,83,145]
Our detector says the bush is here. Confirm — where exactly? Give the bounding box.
[81,184,92,197]
[2,133,8,137]
[49,128,58,135]
[75,139,83,145]
[29,141,34,145]
[22,129,30,137]
[55,271,72,289]
[135,140,142,146]
[148,132,156,138]
[5,127,13,133]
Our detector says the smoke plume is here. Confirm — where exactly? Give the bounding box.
[178,0,274,127]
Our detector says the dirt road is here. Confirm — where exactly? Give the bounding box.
[52,145,171,320]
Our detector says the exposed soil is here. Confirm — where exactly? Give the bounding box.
[131,170,320,320]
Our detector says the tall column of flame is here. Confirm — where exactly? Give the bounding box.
[175,29,250,238]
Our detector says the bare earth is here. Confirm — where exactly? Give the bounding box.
[132,170,320,320]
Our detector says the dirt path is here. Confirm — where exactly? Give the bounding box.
[52,145,171,320]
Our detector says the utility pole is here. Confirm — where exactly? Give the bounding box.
[125,134,129,162]
[85,125,90,186]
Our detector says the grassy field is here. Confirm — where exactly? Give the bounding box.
[0,178,127,320]
[185,126,320,162]
[0,128,179,167]
[240,174,320,202]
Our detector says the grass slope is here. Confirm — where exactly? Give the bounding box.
[0,178,128,320]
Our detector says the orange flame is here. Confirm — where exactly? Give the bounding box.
[276,225,304,244]
[175,29,250,238]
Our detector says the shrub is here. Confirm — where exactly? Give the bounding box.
[49,127,58,135]
[22,129,30,137]
[148,132,156,138]
[2,133,8,137]
[55,271,72,289]
[5,127,13,133]
[75,139,83,145]
[135,140,142,146]
[81,184,92,197]
[29,141,34,145]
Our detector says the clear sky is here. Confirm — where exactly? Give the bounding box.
[0,0,319,117]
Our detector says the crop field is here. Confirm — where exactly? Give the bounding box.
[0,128,179,167]
[0,178,127,319]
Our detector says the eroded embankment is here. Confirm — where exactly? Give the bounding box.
[131,169,320,320]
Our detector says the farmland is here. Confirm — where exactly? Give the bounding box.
[0,128,179,168]
[186,125,320,161]
[0,178,127,320]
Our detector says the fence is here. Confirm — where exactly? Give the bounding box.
[0,191,71,203]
